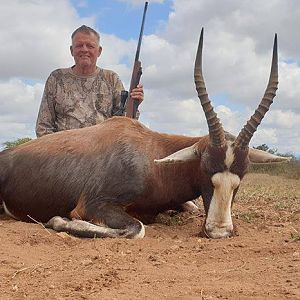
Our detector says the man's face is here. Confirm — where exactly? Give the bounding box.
[70,32,102,69]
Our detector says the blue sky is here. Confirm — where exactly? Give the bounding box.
[72,0,171,39]
[0,0,299,155]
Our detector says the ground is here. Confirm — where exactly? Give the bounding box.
[0,173,299,300]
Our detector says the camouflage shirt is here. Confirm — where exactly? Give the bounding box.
[36,67,125,137]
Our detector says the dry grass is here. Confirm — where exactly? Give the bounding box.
[249,161,300,179]
[291,231,300,241]
[235,172,300,242]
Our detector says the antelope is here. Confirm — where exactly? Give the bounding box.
[0,29,289,239]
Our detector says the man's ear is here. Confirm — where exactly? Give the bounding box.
[70,45,74,57]
[98,46,102,57]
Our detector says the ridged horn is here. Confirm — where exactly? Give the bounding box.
[235,34,278,149]
[194,28,225,147]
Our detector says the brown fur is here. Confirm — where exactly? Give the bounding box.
[70,194,87,220]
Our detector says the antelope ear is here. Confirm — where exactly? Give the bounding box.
[154,144,199,165]
[249,148,292,163]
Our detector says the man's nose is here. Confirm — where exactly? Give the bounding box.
[81,44,88,51]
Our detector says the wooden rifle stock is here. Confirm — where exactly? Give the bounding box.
[125,61,142,118]
[125,2,148,118]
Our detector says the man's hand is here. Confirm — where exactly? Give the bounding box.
[130,84,144,103]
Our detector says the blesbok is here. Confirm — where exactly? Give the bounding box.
[0,29,289,239]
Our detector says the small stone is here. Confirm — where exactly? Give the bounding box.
[170,245,180,250]
[81,258,93,266]
[12,285,18,292]
[56,232,67,238]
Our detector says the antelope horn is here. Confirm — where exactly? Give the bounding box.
[235,34,278,149]
[194,28,225,147]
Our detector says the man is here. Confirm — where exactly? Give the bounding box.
[36,25,144,137]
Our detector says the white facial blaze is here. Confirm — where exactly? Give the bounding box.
[205,142,240,238]
[225,141,235,168]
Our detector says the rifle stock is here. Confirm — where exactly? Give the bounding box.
[125,61,142,118]
[125,2,148,119]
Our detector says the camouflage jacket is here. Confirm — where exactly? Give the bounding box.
[35,67,126,137]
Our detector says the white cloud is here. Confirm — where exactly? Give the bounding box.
[0,0,96,80]
[276,61,300,113]
[215,105,242,134]
[0,79,43,144]
[264,109,300,129]
[99,33,135,84]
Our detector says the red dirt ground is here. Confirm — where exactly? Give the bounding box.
[0,173,299,300]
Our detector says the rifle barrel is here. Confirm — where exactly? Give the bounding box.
[125,1,148,119]
[135,2,148,62]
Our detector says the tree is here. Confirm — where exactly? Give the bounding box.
[3,137,32,150]
[254,144,277,154]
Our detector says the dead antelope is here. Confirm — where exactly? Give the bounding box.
[0,29,289,239]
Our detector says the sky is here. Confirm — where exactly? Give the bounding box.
[0,0,300,155]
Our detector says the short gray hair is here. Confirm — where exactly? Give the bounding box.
[71,25,100,44]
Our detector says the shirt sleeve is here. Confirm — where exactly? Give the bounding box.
[35,73,58,137]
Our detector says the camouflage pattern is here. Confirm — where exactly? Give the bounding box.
[36,67,125,137]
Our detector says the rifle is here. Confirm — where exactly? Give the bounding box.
[124,1,148,119]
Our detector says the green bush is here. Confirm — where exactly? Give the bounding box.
[3,137,32,150]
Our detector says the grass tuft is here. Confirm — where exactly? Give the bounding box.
[290,231,300,242]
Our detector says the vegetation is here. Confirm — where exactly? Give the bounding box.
[291,231,300,241]
[3,137,32,150]
[254,143,277,154]
[249,162,300,180]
